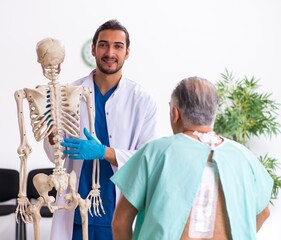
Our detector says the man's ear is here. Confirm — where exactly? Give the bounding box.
[171,106,180,124]
[91,44,96,57]
[125,47,130,60]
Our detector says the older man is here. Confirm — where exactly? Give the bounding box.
[111,76,273,240]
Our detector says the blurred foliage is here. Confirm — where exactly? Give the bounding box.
[214,69,281,201]
[259,154,281,201]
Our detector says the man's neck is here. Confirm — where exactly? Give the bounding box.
[181,125,213,136]
[94,70,122,95]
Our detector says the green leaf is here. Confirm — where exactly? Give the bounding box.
[214,69,281,201]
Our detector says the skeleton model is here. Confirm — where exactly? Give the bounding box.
[14,37,104,240]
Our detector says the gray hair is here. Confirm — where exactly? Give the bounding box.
[171,76,218,127]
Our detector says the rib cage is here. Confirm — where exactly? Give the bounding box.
[25,83,84,142]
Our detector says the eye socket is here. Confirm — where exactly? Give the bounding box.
[114,44,124,50]
[98,42,108,48]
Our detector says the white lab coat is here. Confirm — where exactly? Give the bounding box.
[43,70,158,240]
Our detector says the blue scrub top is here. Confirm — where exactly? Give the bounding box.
[74,82,117,226]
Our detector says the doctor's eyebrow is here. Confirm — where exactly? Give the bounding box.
[98,40,125,46]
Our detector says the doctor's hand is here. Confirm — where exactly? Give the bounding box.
[61,128,106,160]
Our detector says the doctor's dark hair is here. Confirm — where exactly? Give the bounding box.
[171,76,218,127]
[92,19,130,49]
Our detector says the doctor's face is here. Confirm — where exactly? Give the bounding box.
[92,29,130,75]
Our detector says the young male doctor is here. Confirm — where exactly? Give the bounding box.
[44,19,158,240]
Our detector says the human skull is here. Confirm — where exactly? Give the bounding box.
[36,38,65,80]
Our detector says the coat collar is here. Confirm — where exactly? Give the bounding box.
[82,69,126,93]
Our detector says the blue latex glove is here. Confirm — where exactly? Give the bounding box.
[61,128,106,160]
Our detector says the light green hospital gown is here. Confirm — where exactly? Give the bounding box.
[111,133,273,240]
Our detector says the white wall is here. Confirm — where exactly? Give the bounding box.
[0,0,280,239]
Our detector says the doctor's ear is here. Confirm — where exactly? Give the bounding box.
[91,44,96,56]
[125,47,130,60]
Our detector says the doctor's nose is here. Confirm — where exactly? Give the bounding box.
[105,46,116,56]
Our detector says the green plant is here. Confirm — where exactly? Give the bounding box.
[258,154,281,200]
[214,69,281,200]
